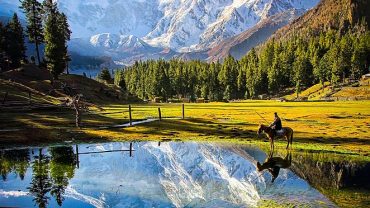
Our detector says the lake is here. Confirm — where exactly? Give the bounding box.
[0,141,369,207]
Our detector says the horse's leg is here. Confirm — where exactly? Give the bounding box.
[290,131,293,149]
[269,137,273,152]
[268,147,273,158]
[285,135,289,149]
[270,139,272,151]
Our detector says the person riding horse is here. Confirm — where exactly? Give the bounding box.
[270,112,283,136]
[258,112,293,150]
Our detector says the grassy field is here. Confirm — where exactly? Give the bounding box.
[1,100,369,157]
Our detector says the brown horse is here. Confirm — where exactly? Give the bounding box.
[257,124,293,150]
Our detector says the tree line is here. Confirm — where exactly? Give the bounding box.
[116,23,370,101]
[0,0,71,80]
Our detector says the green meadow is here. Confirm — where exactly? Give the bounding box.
[1,100,369,158]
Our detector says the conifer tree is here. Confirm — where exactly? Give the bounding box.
[218,55,237,100]
[0,22,5,70]
[57,12,71,72]
[5,13,26,68]
[20,0,44,65]
[268,42,282,93]
[314,53,330,89]
[98,68,112,82]
[43,0,70,79]
[328,43,342,85]
[245,48,258,98]
[351,36,367,79]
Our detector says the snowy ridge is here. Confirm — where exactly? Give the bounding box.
[65,187,106,208]
[2,0,319,52]
[144,0,319,51]
[90,34,149,50]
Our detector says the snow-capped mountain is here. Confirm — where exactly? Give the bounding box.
[0,0,319,65]
[86,33,157,54]
[68,34,175,66]
[207,8,305,61]
[145,0,319,51]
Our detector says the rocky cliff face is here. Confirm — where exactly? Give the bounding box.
[291,154,370,189]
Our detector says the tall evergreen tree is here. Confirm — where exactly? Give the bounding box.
[20,0,44,65]
[293,50,312,99]
[0,22,6,70]
[98,68,112,82]
[5,13,26,68]
[268,42,282,93]
[57,12,71,72]
[43,0,70,79]
[245,48,259,98]
[218,55,237,100]
[314,53,330,89]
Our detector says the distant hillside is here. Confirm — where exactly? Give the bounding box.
[207,9,305,62]
[284,79,370,101]
[0,65,139,105]
[273,0,370,40]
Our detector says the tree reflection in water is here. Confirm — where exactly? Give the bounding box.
[26,146,77,208]
[0,149,30,181]
[49,146,76,206]
[28,149,52,208]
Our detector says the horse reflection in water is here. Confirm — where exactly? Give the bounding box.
[256,151,292,183]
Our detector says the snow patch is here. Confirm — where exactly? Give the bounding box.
[0,189,29,198]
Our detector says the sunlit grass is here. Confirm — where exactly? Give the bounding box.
[284,82,332,100]
[317,188,370,208]
[1,100,369,157]
[333,86,370,97]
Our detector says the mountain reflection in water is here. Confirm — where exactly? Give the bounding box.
[0,142,358,207]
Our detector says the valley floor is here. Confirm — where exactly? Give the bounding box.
[1,101,369,159]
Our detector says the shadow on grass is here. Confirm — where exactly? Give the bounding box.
[0,108,130,146]
[2,110,369,152]
[96,117,257,139]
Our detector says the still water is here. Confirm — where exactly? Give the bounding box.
[0,142,367,207]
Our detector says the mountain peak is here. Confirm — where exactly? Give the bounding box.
[89,33,149,49]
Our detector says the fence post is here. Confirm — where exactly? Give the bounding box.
[129,142,133,157]
[2,92,8,104]
[75,144,79,169]
[158,107,162,121]
[129,105,132,126]
[182,104,185,119]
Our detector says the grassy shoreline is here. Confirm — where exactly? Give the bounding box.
[1,101,369,157]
